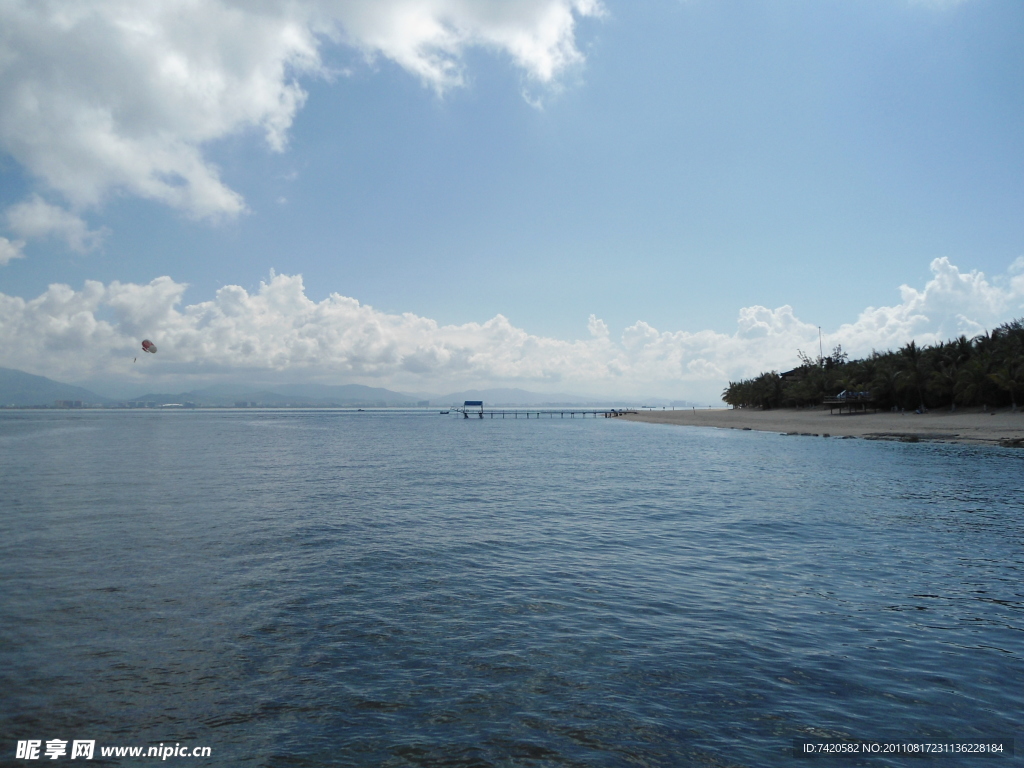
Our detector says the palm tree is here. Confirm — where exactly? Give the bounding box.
[955,352,992,409]
[988,359,1023,412]
[852,356,879,392]
[896,341,929,410]
[750,371,783,409]
[871,361,901,410]
[929,338,970,411]
[930,360,958,411]
[950,334,973,366]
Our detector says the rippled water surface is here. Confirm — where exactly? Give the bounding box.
[1,410,1023,766]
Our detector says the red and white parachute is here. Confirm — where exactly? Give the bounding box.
[141,339,157,354]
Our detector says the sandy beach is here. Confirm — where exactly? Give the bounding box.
[622,406,1024,447]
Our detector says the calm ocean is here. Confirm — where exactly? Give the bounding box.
[1,410,1022,766]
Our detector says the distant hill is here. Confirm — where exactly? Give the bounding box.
[126,384,603,407]
[158,388,313,406]
[126,393,203,405]
[436,388,599,406]
[0,366,687,408]
[0,367,112,406]
[272,383,419,405]
[129,383,422,407]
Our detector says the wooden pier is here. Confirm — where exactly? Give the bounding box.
[452,401,636,419]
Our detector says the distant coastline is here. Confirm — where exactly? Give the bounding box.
[622,406,1024,448]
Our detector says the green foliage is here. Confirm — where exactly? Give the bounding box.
[722,319,1024,410]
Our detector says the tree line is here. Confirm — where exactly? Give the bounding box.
[722,318,1024,411]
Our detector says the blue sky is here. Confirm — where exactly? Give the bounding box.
[1,0,1023,402]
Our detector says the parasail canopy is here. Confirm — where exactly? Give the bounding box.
[141,339,157,354]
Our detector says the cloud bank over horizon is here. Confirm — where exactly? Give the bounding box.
[2,257,1022,403]
[0,0,602,249]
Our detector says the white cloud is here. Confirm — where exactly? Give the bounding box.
[831,257,1023,354]
[0,1,602,222]
[0,236,25,265]
[2,258,1022,402]
[330,0,603,93]
[5,195,107,253]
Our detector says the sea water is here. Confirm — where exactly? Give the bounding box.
[1,409,1022,766]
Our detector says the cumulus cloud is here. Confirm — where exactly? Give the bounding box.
[5,195,106,253]
[2,258,1022,402]
[587,313,608,338]
[332,0,602,93]
[832,257,1024,353]
[0,0,602,226]
[0,237,25,265]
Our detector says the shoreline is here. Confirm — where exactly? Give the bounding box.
[622,406,1024,447]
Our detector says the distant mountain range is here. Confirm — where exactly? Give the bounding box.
[129,383,424,407]
[0,367,425,407]
[0,367,113,406]
[436,388,602,406]
[2,367,679,407]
